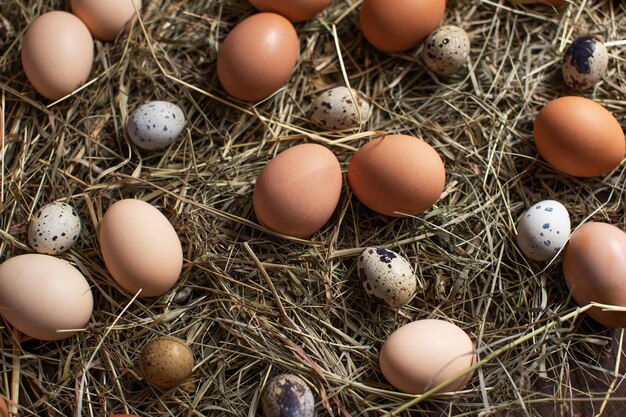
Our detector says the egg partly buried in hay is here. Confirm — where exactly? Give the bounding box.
[28,202,82,255]
[359,0,446,52]
[249,0,331,22]
[0,254,93,340]
[261,374,316,417]
[562,36,608,91]
[217,13,299,101]
[358,247,416,308]
[99,199,183,297]
[253,144,342,238]
[21,11,94,100]
[139,336,194,389]
[516,200,570,262]
[348,134,445,217]
[380,319,475,394]
[70,0,142,41]
[533,96,624,177]
[563,222,626,328]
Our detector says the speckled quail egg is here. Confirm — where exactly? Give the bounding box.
[516,200,571,262]
[423,25,470,76]
[310,86,371,131]
[562,36,608,91]
[261,374,316,417]
[358,247,417,308]
[28,202,81,255]
[127,101,186,150]
[139,336,193,389]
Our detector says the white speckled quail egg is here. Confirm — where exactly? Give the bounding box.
[127,101,186,150]
[423,25,470,76]
[310,86,371,131]
[28,202,81,255]
[358,247,417,308]
[516,200,571,262]
[0,14,14,48]
[261,374,315,417]
[562,36,608,91]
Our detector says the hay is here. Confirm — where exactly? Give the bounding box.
[1,0,625,416]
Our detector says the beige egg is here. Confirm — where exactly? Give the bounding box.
[261,374,316,417]
[71,0,142,41]
[139,336,194,389]
[310,86,371,131]
[28,202,82,255]
[358,247,416,308]
[423,25,470,76]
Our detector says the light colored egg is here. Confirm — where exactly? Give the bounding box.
[423,25,470,76]
[28,202,81,255]
[0,254,93,340]
[360,0,445,52]
[253,144,342,238]
[348,134,445,217]
[217,13,299,101]
[562,36,608,91]
[0,14,15,47]
[249,0,331,22]
[71,0,142,41]
[563,222,626,328]
[21,11,94,100]
[99,199,183,297]
[261,374,315,417]
[516,200,570,262]
[533,96,624,177]
[358,247,416,308]
[380,319,475,394]
[139,336,194,389]
[310,86,371,131]
[127,101,186,150]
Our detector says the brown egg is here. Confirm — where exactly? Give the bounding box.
[139,337,194,389]
[359,0,446,52]
[348,134,445,217]
[217,13,299,101]
[99,199,183,297]
[71,0,142,41]
[21,11,94,100]
[0,254,93,341]
[253,144,342,238]
[249,0,331,22]
[380,320,475,394]
[533,96,624,177]
[563,222,626,328]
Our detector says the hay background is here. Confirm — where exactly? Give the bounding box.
[1,0,626,416]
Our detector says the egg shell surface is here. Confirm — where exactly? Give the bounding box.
[139,336,193,389]
[516,200,570,262]
[99,199,183,297]
[563,222,626,328]
[253,144,342,238]
[348,134,445,217]
[217,13,299,101]
[562,36,608,91]
[358,247,416,308]
[249,0,331,22]
[128,101,186,150]
[28,202,81,255]
[261,374,316,417]
[423,25,470,76]
[310,86,371,131]
[21,11,94,100]
[0,254,93,340]
[533,96,624,177]
[71,0,142,41]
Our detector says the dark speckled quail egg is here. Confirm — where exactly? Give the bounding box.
[310,86,371,131]
[423,25,470,76]
[0,14,15,48]
[127,101,186,150]
[516,200,571,262]
[139,336,193,389]
[261,374,316,417]
[358,247,417,308]
[28,202,81,255]
[562,36,608,91]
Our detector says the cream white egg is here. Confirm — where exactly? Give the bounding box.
[516,200,571,261]
[127,101,186,150]
[358,247,416,308]
[28,202,81,255]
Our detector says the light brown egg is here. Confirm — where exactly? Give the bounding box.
[21,11,94,100]
[563,222,626,328]
[217,13,299,101]
[347,134,445,217]
[71,0,142,41]
[0,254,93,341]
[253,144,342,238]
[99,199,183,297]
[359,0,446,52]
[380,319,475,394]
[533,96,624,177]
[139,337,194,389]
[249,0,331,22]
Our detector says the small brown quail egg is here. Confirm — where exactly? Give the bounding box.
[261,374,316,417]
[0,14,15,48]
[562,36,608,91]
[127,101,186,150]
[358,247,416,308]
[28,202,81,255]
[423,25,470,76]
[310,86,371,131]
[139,336,193,389]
